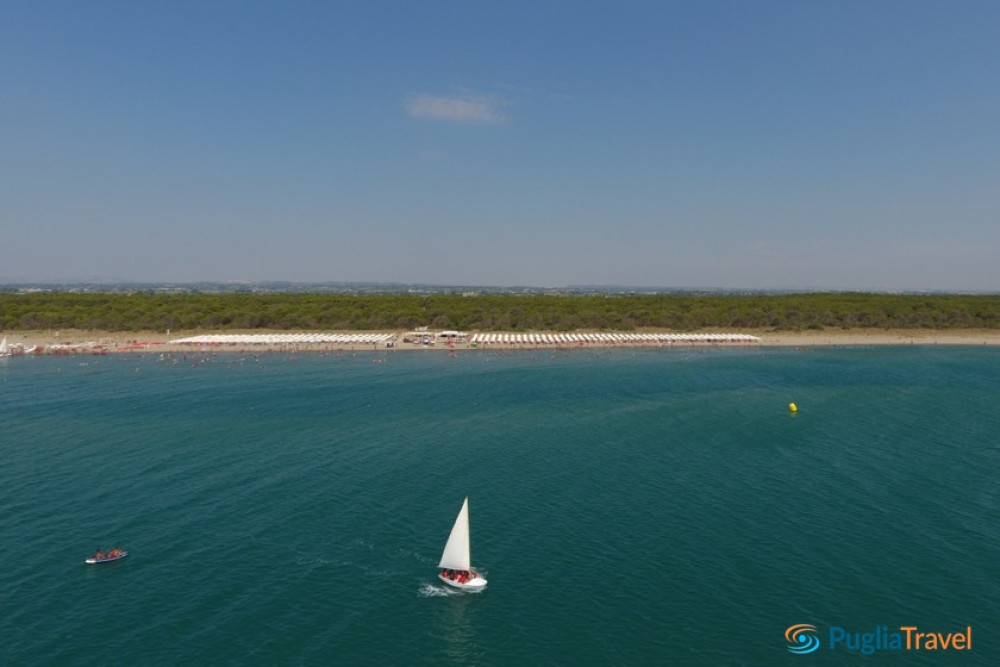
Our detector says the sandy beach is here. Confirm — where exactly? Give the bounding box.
[748,329,1000,347]
[3,328,999,356]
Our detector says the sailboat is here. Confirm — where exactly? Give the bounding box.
[437,497,487,592]
[0,337,9,357]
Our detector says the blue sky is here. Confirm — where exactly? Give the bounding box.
[2,1,998,290]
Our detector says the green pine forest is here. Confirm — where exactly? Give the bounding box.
[1,292,998,333]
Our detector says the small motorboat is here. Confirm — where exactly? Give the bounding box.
[85,549,128,564]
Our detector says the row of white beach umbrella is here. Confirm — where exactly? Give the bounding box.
[167,332,761,346]
[170,334,396,345]
[469,332,760,344]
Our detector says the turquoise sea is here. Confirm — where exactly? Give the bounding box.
[1,345,997,665]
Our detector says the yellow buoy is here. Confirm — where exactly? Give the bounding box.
[789,402,798,413]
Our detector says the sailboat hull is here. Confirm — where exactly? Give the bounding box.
[438,574,487,592]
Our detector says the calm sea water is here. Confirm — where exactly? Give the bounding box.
[1,346,997,665]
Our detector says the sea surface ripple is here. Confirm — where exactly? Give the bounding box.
[1,346,997,664]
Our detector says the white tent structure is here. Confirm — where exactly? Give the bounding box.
[170,333,395,346]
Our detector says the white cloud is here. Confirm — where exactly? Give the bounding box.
[404,92,508,124]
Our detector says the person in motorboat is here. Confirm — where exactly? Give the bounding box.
[93,550,106,560]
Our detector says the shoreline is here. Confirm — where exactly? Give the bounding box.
[3,328,999,356]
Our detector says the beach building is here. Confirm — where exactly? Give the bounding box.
[436,330,467,343]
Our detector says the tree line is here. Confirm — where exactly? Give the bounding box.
[1,292,998,332]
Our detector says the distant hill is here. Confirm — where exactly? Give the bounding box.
[2,281,995,297]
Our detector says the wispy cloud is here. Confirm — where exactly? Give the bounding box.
[404,92,508,124]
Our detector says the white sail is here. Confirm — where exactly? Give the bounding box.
[0,337,8,356]
[438,497,472,571]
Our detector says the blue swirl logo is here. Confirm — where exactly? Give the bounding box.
[786,624,820,654]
